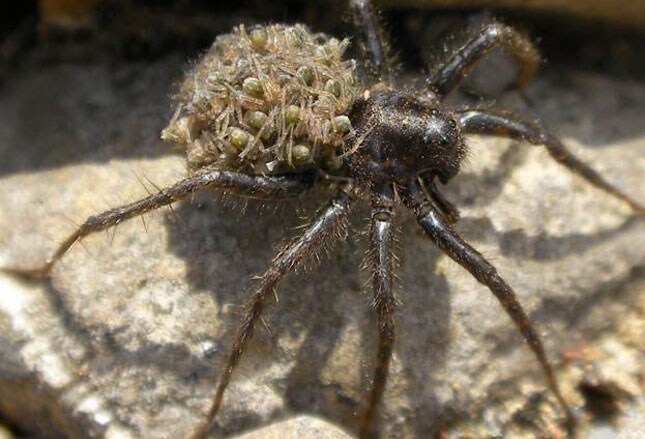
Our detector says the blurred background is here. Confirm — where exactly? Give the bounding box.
[3,0,645,82]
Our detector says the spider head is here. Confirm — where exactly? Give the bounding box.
[346,89,466,185]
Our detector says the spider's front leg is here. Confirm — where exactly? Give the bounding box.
[2,169,315,278]
[360,183,397,438]
[430,21,541,97]
[402,180,577,437]
[189,182,354,439]
[456,108,644,214]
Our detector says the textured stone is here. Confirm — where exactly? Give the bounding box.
[231,416,353,439]
[617,407,645,439]
[0,45,644,439]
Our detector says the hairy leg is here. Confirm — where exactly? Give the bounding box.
[456,108,644,214]
[430,22,540,97]
[360,184,397,438]
[2,169,315,278]
[349,0,393,83]
[189,183,354,439]
[402,181,576,435]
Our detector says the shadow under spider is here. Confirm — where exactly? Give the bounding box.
[4,179,639,438]
[160,183,640,437]
[449,216,644,378]
[496,216,641,261]
[163,192,454,437]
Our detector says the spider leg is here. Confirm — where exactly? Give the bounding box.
[2,169,315,278]
[360,184,397,438]
[402,180,576,436]
[189,183,354,439]
[430,22,540,97]
[420,174,460,225]
[349,0,393,83]
[456,108,644,214]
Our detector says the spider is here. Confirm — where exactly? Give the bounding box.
[3,0,643,438]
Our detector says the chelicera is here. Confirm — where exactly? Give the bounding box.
[5,0,643,438]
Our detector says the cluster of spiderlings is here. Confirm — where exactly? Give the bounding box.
[161,24,359,174]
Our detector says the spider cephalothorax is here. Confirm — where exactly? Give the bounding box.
[346,89,466,185]
[4,1,643,438]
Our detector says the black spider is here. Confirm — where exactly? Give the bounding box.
[5,1,643,438]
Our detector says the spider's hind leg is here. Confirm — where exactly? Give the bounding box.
[189,183,354,439]
[360,183,397,438]
[456,108,644,214]
[430,21,541,97]
[2,169,316,278]
[402,181,577,437]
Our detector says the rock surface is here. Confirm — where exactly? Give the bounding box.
[232,416,353,439]
[0,46,644,439]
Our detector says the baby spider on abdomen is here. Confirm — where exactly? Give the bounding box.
[3,0,643,438]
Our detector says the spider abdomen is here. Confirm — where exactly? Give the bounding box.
[346,89,466,184]
[161,24,360,175]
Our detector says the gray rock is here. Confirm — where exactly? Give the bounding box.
[0,57,643,439]
[231,416,353,439]
[617,405,645,439]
